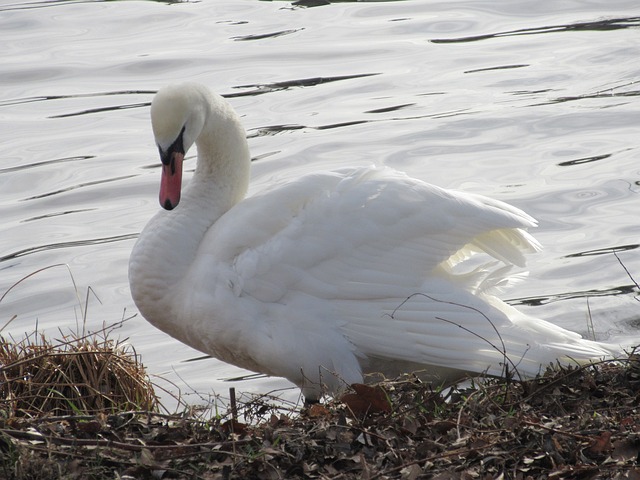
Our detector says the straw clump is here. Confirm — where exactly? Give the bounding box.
[0,328,157,418]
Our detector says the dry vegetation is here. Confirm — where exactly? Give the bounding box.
[0,329,157,418]
[1,331,640,479]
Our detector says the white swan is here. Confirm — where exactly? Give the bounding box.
[129,82,616,401]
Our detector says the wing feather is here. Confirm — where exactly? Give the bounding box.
[197,165,556,386]
[205,165,538,304]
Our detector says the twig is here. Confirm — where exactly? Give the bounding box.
[391,293,523,381]
[0,264,81,331]
[614,250,640,302]
[0,427,253,455]
[521,420,594,442]
[229,387,238,421]
[367,437,508,480]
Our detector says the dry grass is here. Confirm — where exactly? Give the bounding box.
[0,326,158,418]
[0,266,158,417]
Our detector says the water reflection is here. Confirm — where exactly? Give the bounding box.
[534,82,640,107]
[0,0,185,11]
[557,153,612,167]
[0,234,138,264]
[365,103,415,114]
[0,155,94,174]
[287,0,407,7]
[465,64,529,74]
[232,28,303,41]
[23,209,96,223]
[510,283,638,307]
[22,174,137,201]
[227,73,379,98]
[565,244,639,258]
[512,247,640,308]
[432,16,640,43]
[50,102,150,119]
[0,90,154,108]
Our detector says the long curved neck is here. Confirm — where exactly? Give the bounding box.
[129,95,250,331]
[182,98,251,225]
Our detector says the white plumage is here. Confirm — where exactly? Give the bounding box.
[129,83,615,401]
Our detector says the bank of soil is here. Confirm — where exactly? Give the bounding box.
[2,353,640,479]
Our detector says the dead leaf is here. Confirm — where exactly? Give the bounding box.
[586,431,613,456]
[306,403,330,418]
[400,463,422,480]
[612,438,640,462]
[401,415,419,435]
[341,383,391,417]
[221,419,247,436]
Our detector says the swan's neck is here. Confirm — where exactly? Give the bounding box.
[129,100,250,335]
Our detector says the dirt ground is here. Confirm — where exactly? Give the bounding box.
[2,354,640,479]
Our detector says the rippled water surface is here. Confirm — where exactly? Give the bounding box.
[1,0,640,407]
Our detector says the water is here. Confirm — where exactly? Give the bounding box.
[1,0,640,408]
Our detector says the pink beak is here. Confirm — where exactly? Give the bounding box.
[159,152,183,210]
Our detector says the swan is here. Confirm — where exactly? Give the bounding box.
[129,82,617,402]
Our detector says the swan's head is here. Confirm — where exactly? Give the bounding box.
[151,83,208,210]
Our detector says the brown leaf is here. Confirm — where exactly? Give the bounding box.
[221,419,247,436]
[612,438,640,462]
[620,416,636,429]
[341,384,391,418]
[307,403,330,418]
[586,431,613,456]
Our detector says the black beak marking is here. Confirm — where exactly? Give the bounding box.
[159,125,186,170]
